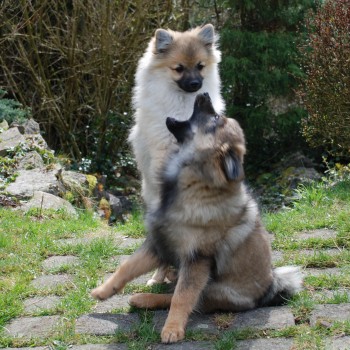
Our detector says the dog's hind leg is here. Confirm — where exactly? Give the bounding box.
[161,258,211,343]
[199,283,255,313]
[91,246,159,300]
[129,293,173,309]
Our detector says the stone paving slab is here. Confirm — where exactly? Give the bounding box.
[236,338,294,349]
[118,237,144,249]
[313,289,350,302]
[297,229,337,240]
[153,306,295,334]
[4,316,61,338]
[289,248,342,258]
[70,345,127,350]
[5,346,51,350]
[229,306,295,331]
[93,294,131,313]
[75,313,139,335]
[42,255,80,270]
[310,303,350,326]
[30,274,74,289]
[23,295,62,313]
[152,341,214,349]
[153,311,219,334]
[304,267,343,276]
[326,336,350,350]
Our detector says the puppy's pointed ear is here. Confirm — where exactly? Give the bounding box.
[198,24,215,47]
[222,150,244,181]
[155,29,173,53]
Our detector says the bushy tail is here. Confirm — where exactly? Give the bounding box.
[259,266,303,307]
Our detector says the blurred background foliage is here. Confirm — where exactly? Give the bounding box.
[0,0,349,188]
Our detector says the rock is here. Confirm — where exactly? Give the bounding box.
[280,151,317,168]
[6,168,63,199]
[22,118,40,134]
[17,151,45,170]
[0,127,25,156]
[20,191,77,216]
[24,133,49,150]
[280,166,322,190]
[108,193,123,218]
[61,170,88,190]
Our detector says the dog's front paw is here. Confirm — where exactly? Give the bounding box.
[161,324,185,343]
[91,285,119,300]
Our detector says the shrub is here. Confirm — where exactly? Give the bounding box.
[0,0,174,174]
[299,0,350,158]
[219,0,318,172]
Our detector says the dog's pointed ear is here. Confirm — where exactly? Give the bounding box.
[198,24,215,47]
[155,29,173,53]
[222,149,244,181]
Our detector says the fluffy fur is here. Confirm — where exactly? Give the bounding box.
[92,93,303,344]
[129,24,225,285]
[129,24,225,211]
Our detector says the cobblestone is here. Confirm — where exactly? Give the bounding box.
[75,313,140,335]
[229,306,295,330]
[297,228,337,240]
[42,255,80,270]
[310,303,350,326]
[93,294,131,313]
[23,296,62,313]
[30,273,74,289]
[236,338,294,349]
[4,316,61,338]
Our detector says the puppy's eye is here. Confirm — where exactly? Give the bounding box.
[175,65,184,73]
[197,63,205,71]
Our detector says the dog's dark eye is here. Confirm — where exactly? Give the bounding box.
[197,63,205,71]
[175,65,184,73]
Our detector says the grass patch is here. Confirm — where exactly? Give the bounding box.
[1,178,350,348]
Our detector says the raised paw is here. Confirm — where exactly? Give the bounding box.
[161,324,185,343]
[91,284,118,300]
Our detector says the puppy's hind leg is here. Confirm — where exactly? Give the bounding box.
[199,283,255,313]
[91,246,159,300]
[129,293,173,309]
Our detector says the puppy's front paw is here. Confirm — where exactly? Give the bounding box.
[161,324,185,343]
[91,285,118,300]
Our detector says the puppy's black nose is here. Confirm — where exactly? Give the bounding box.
[190,79,202,90]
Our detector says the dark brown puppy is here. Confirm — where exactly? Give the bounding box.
[92,93,302,343]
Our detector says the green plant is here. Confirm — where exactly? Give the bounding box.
[0,89,30,124]
[218,0,319,171]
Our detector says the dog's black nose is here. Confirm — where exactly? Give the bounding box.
[190,79,202,90]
